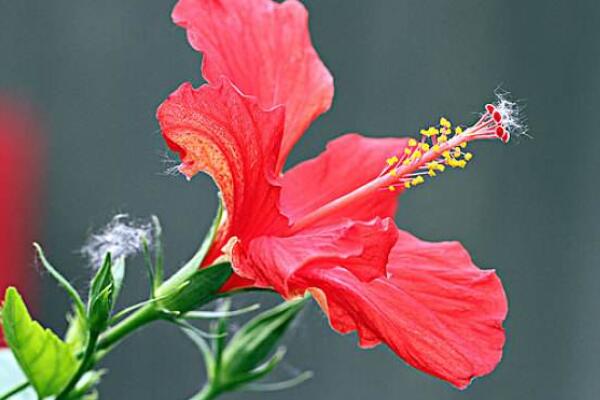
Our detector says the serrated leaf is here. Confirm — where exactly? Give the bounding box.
[2,288,78,398]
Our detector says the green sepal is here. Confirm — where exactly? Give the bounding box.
[33,243,86,318]
[224,347,286,391]
[158,262,232,315]
[156,202,223,298]
[1,287,78,398]
[180,322,216,381]
[87,254,115,334]
[208,300,231,380]
[221,296,307,378]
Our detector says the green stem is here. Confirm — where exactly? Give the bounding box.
[0,382,29,400]
[57,304,162,399]
[96,304,162,352]
[57,331,99,400]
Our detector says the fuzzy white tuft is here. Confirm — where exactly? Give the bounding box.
[494,89,529,138]
[158,151,183,177]
[81,214,153,269]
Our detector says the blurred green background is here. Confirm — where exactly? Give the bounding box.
[1,0,598,399]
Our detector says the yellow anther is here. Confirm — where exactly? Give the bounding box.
[389,168,397,176]
[437,164,445,172]
[428,169,437,177]
[404,181,411,189]
[411,150,422,160]
[411,176,425,186]
[440,117,451,128]
[453,147,461,158]
[432,144,441,152]
[460,141,467,148]
[442,150,451,159]
[402,159,411,166]
[438,135,448,143]
[457,160,467,168]
[464,152,473,161]
[420,143,430,151]
[455,126,463,135]
[388,185,396,192]
[404,148,412,155]
[422,127,439,137]
[386,156,399,166]
[408,138,417,147]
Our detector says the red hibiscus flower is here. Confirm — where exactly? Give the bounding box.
[158,0,514,388]
[0,96,42,346]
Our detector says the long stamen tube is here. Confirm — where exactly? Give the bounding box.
[291,96,523,233]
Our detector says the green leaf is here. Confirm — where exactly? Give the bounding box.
[33,243,86,318]
[2,288,78,398]
[158,262,232,315]
[87,254,115,334]
[221,296,307,378]
[156,202,223,298]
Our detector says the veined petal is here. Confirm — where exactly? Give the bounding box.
[280,134,408,226]
[156,80,288,253]
[172,0,334,171]
[244,218,397,293]
[290,230,507,389]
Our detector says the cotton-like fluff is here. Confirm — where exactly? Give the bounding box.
[81,214,153,268]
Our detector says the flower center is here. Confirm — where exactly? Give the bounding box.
[382,104,508,192]
[290,99,522,233]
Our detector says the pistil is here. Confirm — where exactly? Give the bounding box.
[290,101,519,233]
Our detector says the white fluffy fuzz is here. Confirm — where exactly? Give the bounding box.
[494,89,529,138]
[81,214,153,268]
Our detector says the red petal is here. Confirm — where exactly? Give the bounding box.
[244,218,397,293]
[0,97,42,346]
[291,230,507,389]
[280,134,408,226]
[156,80,288,250]
[172,0,334,171]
